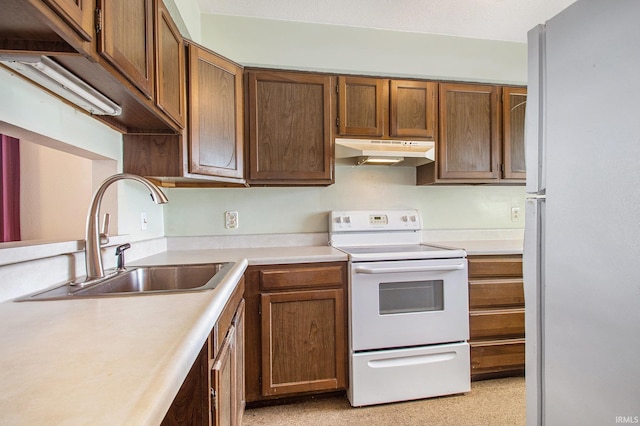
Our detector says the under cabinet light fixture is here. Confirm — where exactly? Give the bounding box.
[356,156,405,166]
[0,55,122,116]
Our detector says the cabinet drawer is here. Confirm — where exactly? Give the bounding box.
[470,308,524,340]
[259,265,345,291]
[469,278,524,309]
[468,255,522,278]
[470,339,525,376]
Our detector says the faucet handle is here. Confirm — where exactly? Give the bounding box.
[115,243,131,271]
[100,213,110,245]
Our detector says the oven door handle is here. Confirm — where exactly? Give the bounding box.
[354,264,465,274]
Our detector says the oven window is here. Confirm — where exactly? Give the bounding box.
[379,280,444,315]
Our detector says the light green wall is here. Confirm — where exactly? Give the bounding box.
[161,14,527,236]
[163,0,201,43]
[199,15,527,84]
[165,165,526,236]
[0,67,165,242]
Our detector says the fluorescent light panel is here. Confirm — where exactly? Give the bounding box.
[356,156,404,166]
[0,55,122,116]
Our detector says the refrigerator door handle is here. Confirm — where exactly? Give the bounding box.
[524,197,545,426]
[525,25,546,195]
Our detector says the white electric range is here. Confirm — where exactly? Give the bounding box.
[329,209,471,407]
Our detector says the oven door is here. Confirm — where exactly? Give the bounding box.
[350,257,469,351]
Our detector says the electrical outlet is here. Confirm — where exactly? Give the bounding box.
[511,207,520,222]
[225,211,239,229]
[140,212,148,230]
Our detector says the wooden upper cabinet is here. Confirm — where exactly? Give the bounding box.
[155,0,185,128]
[338,76,437,140]
[97,0,155,99]
[43,0,94,41]
[503,87,527,180]
[187,42,244,181]
[418,83,527,185]
[437,83,501,180]
[247,70,334,185]
[338,76,386,136]
[390,80,437,139]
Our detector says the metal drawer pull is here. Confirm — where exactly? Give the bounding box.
[355,264,465,274]
[367,351,457,368]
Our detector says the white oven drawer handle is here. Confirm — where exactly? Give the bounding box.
[354,264,465,274]
[367,351,457,368]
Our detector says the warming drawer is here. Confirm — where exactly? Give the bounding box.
[349,342,470,406]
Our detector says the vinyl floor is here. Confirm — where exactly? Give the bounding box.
[242,376,525,426]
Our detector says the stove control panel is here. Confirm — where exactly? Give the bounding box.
[369,214,388,225]
[329,209,422,232]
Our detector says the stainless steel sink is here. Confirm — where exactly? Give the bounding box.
[16,263,234,301]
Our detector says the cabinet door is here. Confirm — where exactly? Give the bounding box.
[438,83,500,180]
[188,43,244,180]
[161,340,210,426]
[390,80,437,139]
[232,300,245,425]
[260,289,346,396]
[502,87,527,180]
[43,0,94,41]
[338,76,387,136]
[97,0,155,99]
[247,71,334,184]
[212,326,234,426]
[155,0,185,128]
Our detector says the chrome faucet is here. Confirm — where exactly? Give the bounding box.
[84,173,168,282]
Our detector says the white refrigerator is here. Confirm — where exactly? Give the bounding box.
[524,1,640,425]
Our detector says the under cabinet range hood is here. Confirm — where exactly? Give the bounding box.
[335,138,435,166]
[0,55,122,116]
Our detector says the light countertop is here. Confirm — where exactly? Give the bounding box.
[430,239,523,256]
[0,246,345,425]
[0,239,519,424]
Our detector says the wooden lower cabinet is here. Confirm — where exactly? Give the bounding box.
[162,278,245,425]
[244,262,348,403]
[212,299,245,425]
[468,255,525,380]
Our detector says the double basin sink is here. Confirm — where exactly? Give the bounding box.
[17,262,234,301]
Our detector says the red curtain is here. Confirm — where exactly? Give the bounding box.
[0,134,21,242]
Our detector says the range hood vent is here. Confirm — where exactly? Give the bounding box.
[0,55,122,116]
[335,138,435,166]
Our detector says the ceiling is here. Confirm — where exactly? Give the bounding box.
[196,0,577,43]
